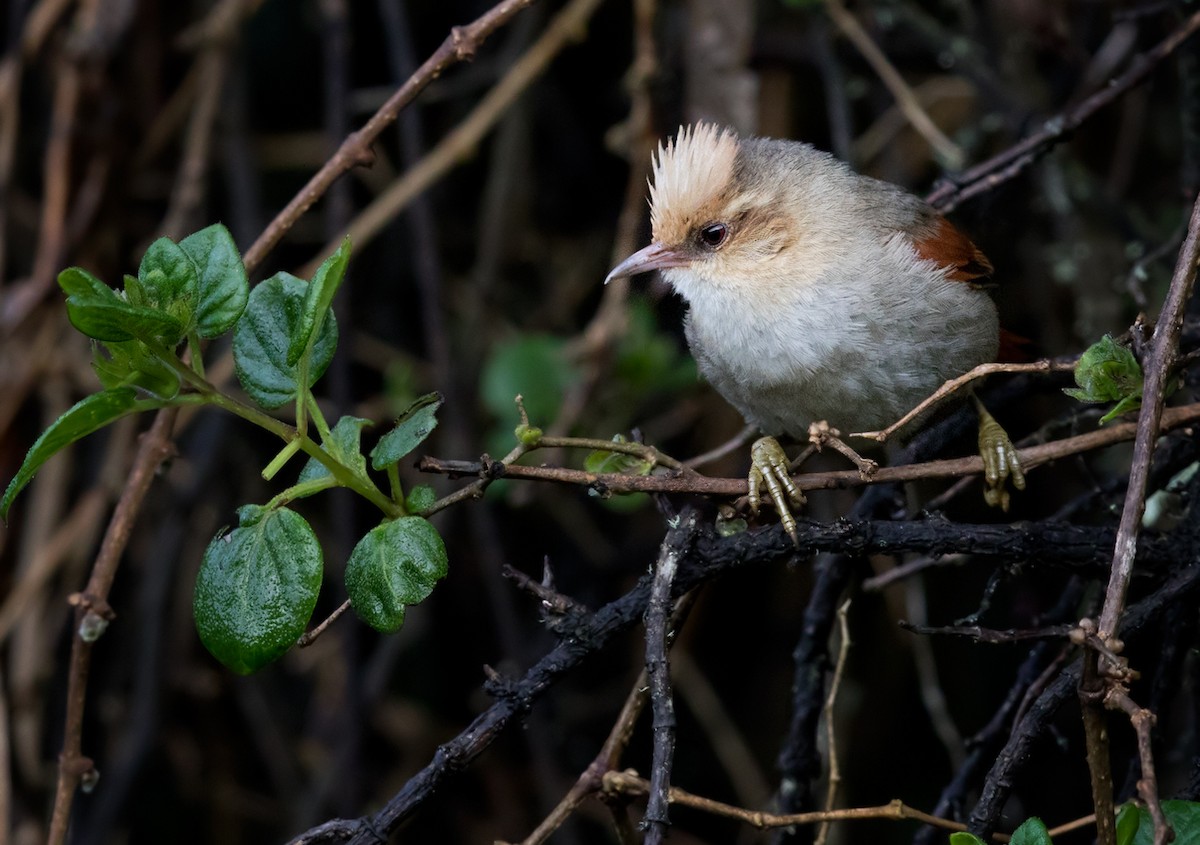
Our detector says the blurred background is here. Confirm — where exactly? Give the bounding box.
[1,0,1197,842]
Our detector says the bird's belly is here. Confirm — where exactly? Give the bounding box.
[684,279,999,437]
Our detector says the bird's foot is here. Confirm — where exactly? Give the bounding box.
[748,436,806,545]
[806,421,878,479]
[975,399,1025,511]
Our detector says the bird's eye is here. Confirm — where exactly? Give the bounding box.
[697,222,729,249]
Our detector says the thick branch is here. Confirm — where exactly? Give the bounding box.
[643,511,698,843]
[1099,191,1200,639]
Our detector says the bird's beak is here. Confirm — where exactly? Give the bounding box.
[604,242,689,285]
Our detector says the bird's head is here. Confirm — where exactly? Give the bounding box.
[605,124,805,297]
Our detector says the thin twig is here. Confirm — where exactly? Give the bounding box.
[298,0,603,278]
[420,400,1200,498]
[824,0,964,167]
[45,408,178,845]
[850,360,1074,443]
[604,770,1010,839]
[296,599,351,648]
[816,599,852,845]
[927,10,1200,210]
[1106,689,1174,845]
[242,0,541,272]
[509,592,699,845]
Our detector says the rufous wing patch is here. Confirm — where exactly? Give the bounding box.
[912,216,993,285]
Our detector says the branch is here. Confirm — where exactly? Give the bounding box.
[968,561,1200,837]
[926,10,1200,211]
[604,771,1001,838]
[643,511,699,843]
[41,1,545,836]
[279,507,1200,843]
[419,401,1200,498]
[1106,689,1175,845]
[46,408,179,845]
[241,0,540,272]
[825,0,965,168]
[1098,191,1200,640]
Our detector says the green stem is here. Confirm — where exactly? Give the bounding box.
[263,439,303,481]
[186,331,206,378]
[143,339,401,517]
[264,476,338,510]
[387,463,404,505]
[534,434,686,471]
[294,357,311,436]
[306,391,332,443]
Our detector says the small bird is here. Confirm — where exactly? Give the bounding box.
[606,124,1023,540]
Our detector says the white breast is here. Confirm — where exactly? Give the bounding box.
[666,235,999,436]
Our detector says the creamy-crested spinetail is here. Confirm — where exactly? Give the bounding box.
[606,124,1024,541]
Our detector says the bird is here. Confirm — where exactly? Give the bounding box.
[605,123,1023,542]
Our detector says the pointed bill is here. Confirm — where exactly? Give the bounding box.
[604,242,689,284]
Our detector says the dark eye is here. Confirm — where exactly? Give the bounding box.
[698,222,729,249]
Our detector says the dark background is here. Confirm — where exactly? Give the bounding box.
[1,0,1197,843]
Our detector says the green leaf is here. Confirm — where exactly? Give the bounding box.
[1064,335,1144,423]
[138,237,200,338]
[193,506,323,674]
[370,391,443,471]
[2,388,162,519]
[64,294,184,343]
[1132,800,1200,845]
[614,298,698,395]
[232,272,339,409]
[345,516,448,633]
[481,336,579,425]
[288,237,351,367]
[58,266,113,298]
[1010,817,1052,845]
[180,223,249,338]
[949,833,987,845]
[298,415,372,483]
[584,436,653,476]
[92,340,180,399]
[1117,803,1141,845]
[405,484,436,513]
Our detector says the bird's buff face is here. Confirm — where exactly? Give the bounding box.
[605,124,795,297]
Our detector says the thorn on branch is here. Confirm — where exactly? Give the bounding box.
[501,562,593,634]
[482,664,522,702]
[449,25,476,61]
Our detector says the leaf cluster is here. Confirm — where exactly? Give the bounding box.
[3,228,450,674]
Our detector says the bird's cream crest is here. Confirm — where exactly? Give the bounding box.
[649,124,740,245]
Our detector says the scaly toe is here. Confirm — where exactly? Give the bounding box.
[976,400,1024,511]
[749,436,805,544]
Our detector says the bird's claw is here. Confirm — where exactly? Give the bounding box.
[976,403,1025,511]
[748,436,806,544]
